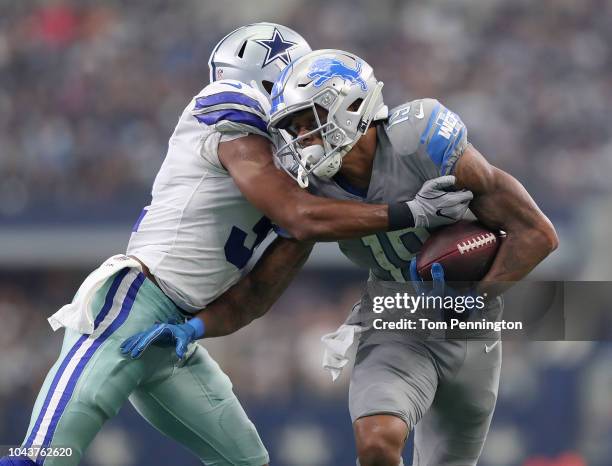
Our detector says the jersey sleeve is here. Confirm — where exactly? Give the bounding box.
[387,98,468,177]
[416,98,468,175]
[191,80,272,170]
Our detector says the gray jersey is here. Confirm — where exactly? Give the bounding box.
[320,100,500,466]
[309,98,468,282]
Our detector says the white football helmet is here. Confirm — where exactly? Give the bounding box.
[268,49,387,187]
[208,23,311,96]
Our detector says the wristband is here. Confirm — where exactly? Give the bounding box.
[186,317,205,339]
[388,202,416,231]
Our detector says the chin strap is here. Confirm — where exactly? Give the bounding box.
[357,81,385,134]
[297,145,325,188]
[299,144,344,187]
[297,168,309,188]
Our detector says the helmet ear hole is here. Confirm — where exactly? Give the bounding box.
[237,41,248,59]
[262,80,274,94]
[348,98,363,112]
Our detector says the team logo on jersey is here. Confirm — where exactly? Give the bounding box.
[436,109,460,140]
[307,58,367,91]
[255,28,298,67]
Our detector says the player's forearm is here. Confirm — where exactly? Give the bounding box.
[482,224,556,282]
[195,237,313,338]
[289,176,472,240]
[455,146,558,295]
[221,135,419,241]
[476,225,556,297]
[287,198,390,241]
[471,170,558,293]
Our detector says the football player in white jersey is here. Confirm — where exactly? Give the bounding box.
[0,25,473,466]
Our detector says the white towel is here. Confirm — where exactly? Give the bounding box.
[48,254,141,334]
[321,324,366,382]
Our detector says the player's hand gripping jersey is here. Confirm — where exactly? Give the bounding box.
[127,80,274,312]
[308,98,468,282]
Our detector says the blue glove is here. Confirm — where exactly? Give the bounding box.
[409,258,446,296]
[120,318,205,360]
[409,258,479,316]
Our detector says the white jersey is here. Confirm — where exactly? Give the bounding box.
[127,80,274,312]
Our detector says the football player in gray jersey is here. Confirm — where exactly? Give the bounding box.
[267,50,558,466]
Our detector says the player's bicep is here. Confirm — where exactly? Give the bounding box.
[218,134,304,223]
[454,145,548,232]
[217,133,274,172]
[192,81,273,169]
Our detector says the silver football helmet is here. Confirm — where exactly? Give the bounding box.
[268,49,387,187]
[208,23,311,96]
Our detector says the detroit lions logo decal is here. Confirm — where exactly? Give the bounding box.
[307,58,368,91]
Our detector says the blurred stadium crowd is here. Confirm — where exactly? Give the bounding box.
[1,0,611,226]
[1,0,612,465]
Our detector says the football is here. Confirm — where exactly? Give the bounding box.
[416,220,504,282]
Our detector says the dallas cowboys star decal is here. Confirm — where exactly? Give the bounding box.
[255,28,298,67]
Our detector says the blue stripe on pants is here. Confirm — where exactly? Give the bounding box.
[24,269,144,465]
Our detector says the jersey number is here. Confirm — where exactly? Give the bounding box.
[361,229,424,281]
[224,216,272,269]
